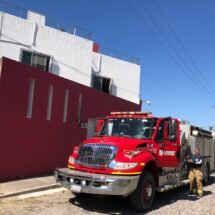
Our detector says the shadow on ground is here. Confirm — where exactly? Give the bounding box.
[69,175,215,215]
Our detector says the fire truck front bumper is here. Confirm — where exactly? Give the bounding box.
[54,168,140,197]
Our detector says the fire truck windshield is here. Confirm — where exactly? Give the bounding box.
[99,118,154,139]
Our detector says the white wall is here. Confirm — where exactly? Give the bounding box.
[35,25,93,86]
[0,11,140,104]
[0,12,93,86]
[92,53,140,104]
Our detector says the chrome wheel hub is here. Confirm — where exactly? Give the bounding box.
[146,186,152,197]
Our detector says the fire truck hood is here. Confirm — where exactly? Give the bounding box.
[82,136,151,150]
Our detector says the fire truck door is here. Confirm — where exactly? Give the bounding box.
[155,119,180,167]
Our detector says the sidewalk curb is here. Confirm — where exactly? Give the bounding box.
[0,183,59,199]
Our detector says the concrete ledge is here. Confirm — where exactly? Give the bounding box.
[0,175,58,198]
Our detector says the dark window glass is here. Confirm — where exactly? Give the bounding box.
[21,50,32,65]
[156,120,164,142]
[45,57,50,72]
[99,118,154,139]
[102,78,110,93]
[21,50,50,72]
[92,75,111,94]
[92,76,102,90]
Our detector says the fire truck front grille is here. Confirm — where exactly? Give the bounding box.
[77,144,116,168]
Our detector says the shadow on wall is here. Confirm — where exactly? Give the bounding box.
[111,83,117,97]
[51,59,60,76]
[0,57,2,70]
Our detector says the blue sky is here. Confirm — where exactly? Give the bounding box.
[2,0,215,128]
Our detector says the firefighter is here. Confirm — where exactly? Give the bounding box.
[187,148,204,197]
[182,144,192,177]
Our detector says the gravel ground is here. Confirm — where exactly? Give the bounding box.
[1,173,215,215]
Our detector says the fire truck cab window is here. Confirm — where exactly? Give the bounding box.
[156,121,164,142]
[99,118,154,139]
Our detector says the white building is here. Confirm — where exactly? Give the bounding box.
[0,9,141,104]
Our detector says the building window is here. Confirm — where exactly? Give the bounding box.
[21,50,50,72]
[92,75,111,94]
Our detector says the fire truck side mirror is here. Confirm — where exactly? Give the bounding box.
[164,119,177,142]
[169,119,177,142]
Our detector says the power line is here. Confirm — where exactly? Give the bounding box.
[126,0,214,98]
[138,0,215,98]
[152,0,215,96]
[201,125,215,129]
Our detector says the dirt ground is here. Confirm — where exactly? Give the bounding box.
[1,173,215,215]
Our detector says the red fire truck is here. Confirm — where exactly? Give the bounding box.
[55,112,214,211]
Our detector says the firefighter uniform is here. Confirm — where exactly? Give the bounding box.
[188,154,203,196]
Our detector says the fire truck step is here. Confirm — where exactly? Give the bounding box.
[156,179,189,192]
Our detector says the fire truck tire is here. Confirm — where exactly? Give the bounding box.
[130,170,155,211]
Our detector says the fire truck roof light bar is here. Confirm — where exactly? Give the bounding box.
[110,111,152,115]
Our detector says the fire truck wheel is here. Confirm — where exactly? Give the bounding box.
[130,170,155,211]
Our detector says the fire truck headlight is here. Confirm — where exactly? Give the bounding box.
[109,160,138,170]
[68,156,75,165]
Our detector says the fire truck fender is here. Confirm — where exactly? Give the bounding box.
[137,152,158,186]
[142,160,158,186]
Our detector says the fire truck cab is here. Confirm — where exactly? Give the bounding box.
[55,112,214,211]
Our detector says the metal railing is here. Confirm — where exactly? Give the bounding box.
[0,0,140,64]
[100,46,140,64]
[0,0,92,39]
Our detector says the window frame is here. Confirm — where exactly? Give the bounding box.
[98,117,155,140]
[92,74,112,94]
[20,49,51,72]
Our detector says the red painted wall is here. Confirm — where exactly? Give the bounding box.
[93,42,100,53]
[0,57,141,181]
